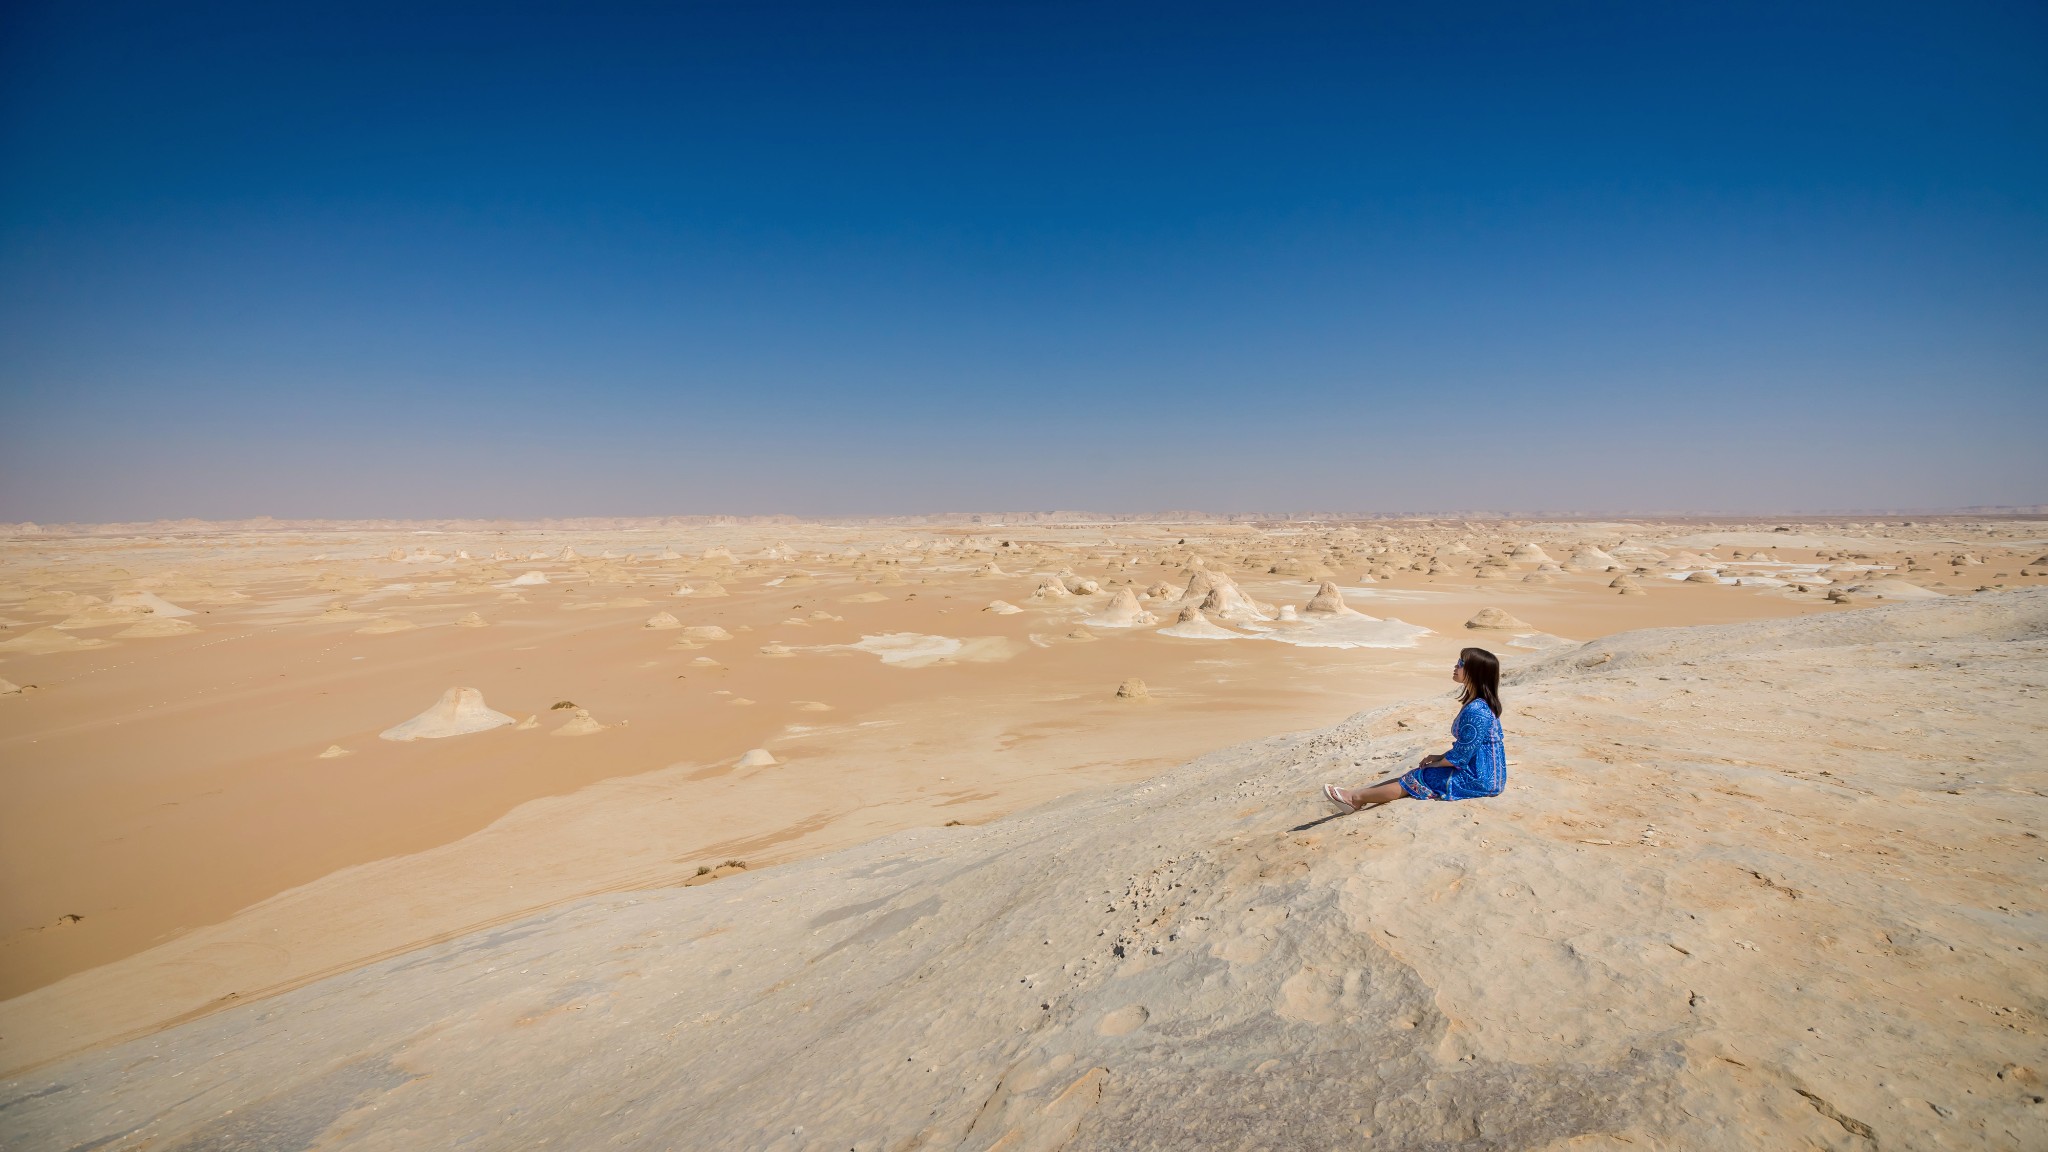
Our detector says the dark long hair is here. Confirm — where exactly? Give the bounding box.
[1459,647,1503,716]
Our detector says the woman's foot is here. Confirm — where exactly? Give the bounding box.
[1323,783,1358,813]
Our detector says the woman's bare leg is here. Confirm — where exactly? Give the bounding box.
[1340,779,1409,808]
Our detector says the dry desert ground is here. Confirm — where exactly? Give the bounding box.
[1,515,2043,1149]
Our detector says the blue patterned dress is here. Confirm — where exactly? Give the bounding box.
[1400,698,1506,801]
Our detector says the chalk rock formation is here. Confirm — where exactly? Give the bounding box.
[0,627,111,654]
[1685,570,1722,584]
[379,688,516,741]
[108,591,195,618]
[1029,578,1074,602]
[1061,572,1101,596]
[1158,606,1246,640]
[643,612,683,630]
[1085,587,1158,628]
[1198,574,1273,622]
[735,748,778,768]
[1302,581,1358,615]
[683,625,731,642]
[501,571,549,588]
[54,604,148,629]
[984,600,1022,615]
[114,618,199,638]
[1465,607,1530,630]
[1610,575,1647,596]
[1843,579,1945,601]
[1115,678,1148,700]
[551,708,608,737]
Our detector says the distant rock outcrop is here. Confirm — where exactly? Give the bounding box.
[379,688,516,742]
[1302,581,1357,615]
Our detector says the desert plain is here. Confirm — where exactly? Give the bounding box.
[1,513,2043,1149]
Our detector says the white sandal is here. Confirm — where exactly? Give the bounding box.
[1323,783,1358,813]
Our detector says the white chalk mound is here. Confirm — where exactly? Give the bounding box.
[108,591,195,618]
[0,627,111,654]
[643,612,683,630]
[1465,607,1530,630]
[1302,581,1359,615]
[1158,606,1246,640]
[500,571,549,588]
[1198,574,1273,622]
[1084,587,1158,628]
[552,708,608,737]
[379,688,517,742]
[736,748,779,768]
[848,633,963,667]
[984,600,1022,615]
[115,618,199,638]
[1028,579,1074,602]
[1240,614,1432,649]
[1844,578,1945,601]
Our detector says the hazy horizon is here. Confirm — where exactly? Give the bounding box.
[4,1,2044,522]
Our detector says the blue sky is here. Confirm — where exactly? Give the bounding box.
[2,1,2043,520]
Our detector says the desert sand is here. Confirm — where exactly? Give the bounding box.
[2,515,2044,1148]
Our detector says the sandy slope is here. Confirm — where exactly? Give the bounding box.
[5,591,2042,1150]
